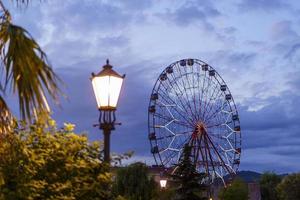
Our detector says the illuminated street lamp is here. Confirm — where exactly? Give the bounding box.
[91,59,125,163]
[160,179,167,189]
[160,170,168,189]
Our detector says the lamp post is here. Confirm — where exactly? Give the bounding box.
[91,59,125,163]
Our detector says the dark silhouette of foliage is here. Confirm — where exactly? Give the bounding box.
[260,172,281,200]
[218,178,248,200]
[170,144,208,200]
[277,173,300,200]
[112,162,158,200]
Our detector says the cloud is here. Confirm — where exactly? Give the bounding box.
[286,70,300,93]
[8,0,151,69]
[241,146,300,173]
[241,92,300,131]
[238,0,289,12]
[270,20,298,41]
[284,43,300,62]
[170,5,219,26]
[155,0,220,31]
[238,90,300,172]
[266,20,300,68]
[113,0,153,10]
[212,51,257,69]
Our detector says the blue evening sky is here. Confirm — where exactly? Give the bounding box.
[4,0,300,173]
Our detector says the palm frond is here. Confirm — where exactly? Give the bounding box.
[0,21,62,120]
[0,95,14,134]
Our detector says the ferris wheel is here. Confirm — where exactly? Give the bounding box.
[148,58,241,185]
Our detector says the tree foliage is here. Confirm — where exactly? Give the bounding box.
[170,144,207,200]
[277,173,300,200]
[0,119,113,199]
[0,96,15,134]
[260,172,281,200]
[112,162,158,200]
[218,178,248,200]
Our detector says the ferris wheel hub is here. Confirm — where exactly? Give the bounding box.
[192,122,207,139]
[196,122,206,133]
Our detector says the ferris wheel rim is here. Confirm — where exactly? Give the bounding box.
[148,58,241,185]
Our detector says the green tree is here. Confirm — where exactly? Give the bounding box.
[0,0,61,133]
[112,162,158,200]
[115,195,128,200]
[0,119,114,199]
[170,144,207,200]
[218,178,248,200]
[277,173,300,200]
[260,172,281,200]
[157,188,176,200]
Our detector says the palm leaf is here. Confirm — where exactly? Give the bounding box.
[0,95,14,134]
[0,21,61,120]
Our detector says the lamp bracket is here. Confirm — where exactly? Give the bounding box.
[93,110,121,131]
[93,122,121,127]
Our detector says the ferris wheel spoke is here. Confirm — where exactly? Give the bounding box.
[203,99,228,124]
[196,72,207,120]
[205,133,233,175]
[192,138,200,166]
[201,79,220,120]
[153,113,191,128]
[207,111,227,130]
[160,78,195,125]
[191,66,200,122]
[161,136,190,165]
[209,133,227,141]
[161,78,188,113]
[198,74,206,121]
[155,130,192,142]
[165,68,194,115]
[196,72,202,120]
[156,134,175,140]
[182,67,197,121]
[190,132,212,177]
[201,73,214,120]
[206,123,224,128]
[173,64,199,122]
[203,88,224,121]
[157,86,194,126]
[175,136,192,152]
[183,66,199,122]
[199,72,211,122]
[161,150,176,165]
[156,131,193,142]
[205,96,229,123]
[197,134,212,177]
[205,137,218,178]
